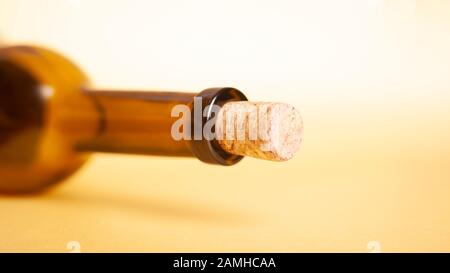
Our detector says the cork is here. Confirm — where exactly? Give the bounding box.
[215,101,303,161]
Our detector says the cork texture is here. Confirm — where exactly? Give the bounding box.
[215,101,303,161]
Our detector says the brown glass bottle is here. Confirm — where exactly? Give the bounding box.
[0,45,246,193]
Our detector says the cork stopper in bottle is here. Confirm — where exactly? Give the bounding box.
[215,101,303,161]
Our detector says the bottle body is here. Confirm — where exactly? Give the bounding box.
[0,46,92,193]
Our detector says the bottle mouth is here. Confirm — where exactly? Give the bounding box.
[189,87,248,166]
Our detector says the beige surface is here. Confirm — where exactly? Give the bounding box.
[1,0,450,252]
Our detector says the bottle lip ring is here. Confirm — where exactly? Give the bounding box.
[190,87,248,166]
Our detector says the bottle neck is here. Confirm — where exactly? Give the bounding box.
[75,89,196,157]
[62,87,247,166]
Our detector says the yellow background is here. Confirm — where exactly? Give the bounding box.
[1,0,450,252]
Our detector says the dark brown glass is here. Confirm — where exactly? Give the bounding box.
[0,45,245,193]
[77,90,195,157]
